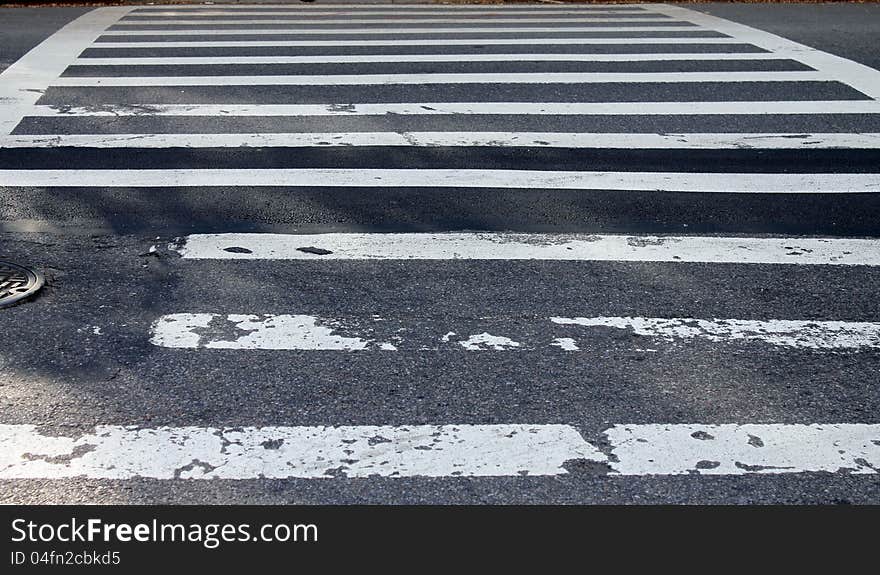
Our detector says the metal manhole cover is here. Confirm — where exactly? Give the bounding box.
[0,261,44,308]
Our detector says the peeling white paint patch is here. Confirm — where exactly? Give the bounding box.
[150,313,211,348]
[458,333,521,351]
[552,317,880,350]
[172,233,880,266]
[77,326,105,336]
[0,424,603,479]
[150,314,384,351]
[607,424,880,475]
[551,338,580,351]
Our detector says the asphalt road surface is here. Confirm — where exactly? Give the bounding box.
[0,2,879,504]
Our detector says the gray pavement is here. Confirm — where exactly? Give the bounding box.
[0,2,879,504]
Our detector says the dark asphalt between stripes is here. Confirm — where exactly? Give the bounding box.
[3,147,880,174]
[4,186,880,237]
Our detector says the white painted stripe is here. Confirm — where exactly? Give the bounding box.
[150,313,880,351]
[124,11,655,18]
[173,232,880,266]
[129,5,652,11]
[114,18,678,25]
[4,133,877,150]
[74,53,787,65]
[653,5,880,101]
[0,424,602,479]
[0,7,133,135]
[174,233,880,266]
[607,424,880,475]
[551,317,880,350]
[92,38,746,48]
[50,71,828,87]
[99,25,703,36]
[2,423,876,478]
[1,170,875,193]
[28,100,880,117]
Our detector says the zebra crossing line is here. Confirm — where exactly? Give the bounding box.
[1,4,880,489]
[2,423,878,479]
[170,232,880,265]
[1,169,875,192]
[148,313,880,351]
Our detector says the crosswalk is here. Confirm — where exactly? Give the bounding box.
[1,3,879,497]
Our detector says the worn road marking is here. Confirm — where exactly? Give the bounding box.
[173,233,880,265]
[607,424,880,475]
[1,423,877,478]
[0,424,603,479]
[150,314,880,351]
[551,317,880,350]
[1,169,876,193]
[28,101,880,117]
[51,71,828,87]
[151,314,379,351]
[6,133,878,150]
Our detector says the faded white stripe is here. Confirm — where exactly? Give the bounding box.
[51,71,827,87]
[551,317,880,350]
[151,313,377,351]
[607,424,880,475]
[0,424,601,479]
[1,423,877,478]
[173,233,880,266]
[28,100,880,116]
[150,313,880,351]
[4,133,877,150]
[0,170,875,193]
